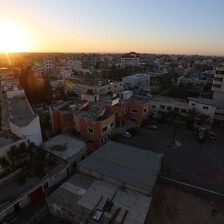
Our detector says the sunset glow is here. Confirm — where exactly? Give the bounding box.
[0,21,30,53]
[0,0,224,55]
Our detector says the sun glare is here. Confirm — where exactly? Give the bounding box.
[0,21,30,53]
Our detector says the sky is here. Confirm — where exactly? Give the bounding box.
[0,0,224,55]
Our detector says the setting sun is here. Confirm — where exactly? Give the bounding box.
[0,21,30,53]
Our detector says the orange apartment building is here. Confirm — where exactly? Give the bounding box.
[49,95,150,150]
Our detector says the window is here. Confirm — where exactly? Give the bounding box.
[73,121,76,127]
[160,105,165,109]
[191,103,195,106]
[203,106,209,110]
[131,109,138,114]
[64,114,73,120]
[101,139,104,144]
[103,126,108,132]
[214,77,223,82]
[88,128,94,133]
[174,107,179,112]
[152,105,156,109]
[167,106,172,111]
[216,70,224,75]
[144,107,148,112]
[110,122,113,128]
[87,140,93,143]
[115,112,119,116]
[131,117,137,122]
[181,109,186,113]
[213,84,221,88]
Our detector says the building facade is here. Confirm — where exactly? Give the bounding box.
[212,67,224,109]
[121,52,140,68]
[123,73,150,89]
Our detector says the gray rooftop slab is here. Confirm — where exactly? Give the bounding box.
[79,141,161,195]
[7,97,36,127]
[47,173,151,224]
[43,134,86,161]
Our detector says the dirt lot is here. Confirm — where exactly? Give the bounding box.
[149,183,224,224]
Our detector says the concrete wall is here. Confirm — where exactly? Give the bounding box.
[213,92,224,109]
[9,115,43,146]
[81,93,99,102]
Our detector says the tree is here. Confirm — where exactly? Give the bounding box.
[187,108,200,128]
[198,114,210,126]
[165,110,181,144]
[0,142,47,181]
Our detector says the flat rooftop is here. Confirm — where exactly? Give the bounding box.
[43,134,86,161]
[188,97,216,106]
[79,141,161,195]
[50,94,149,121]
[0,155,67,212]
[151,95,187,107]
[7,96,36,127]
[47,173,151,224]
[123,73,150,79]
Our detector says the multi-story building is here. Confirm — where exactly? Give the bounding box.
[121,52,140,68]
[49,94,150,150]
[150,96,216,127]
[66,58,82,71]
[1,81,43,146]
[66,80,124,95]
[123,73,150,89]
[212,67,224,108]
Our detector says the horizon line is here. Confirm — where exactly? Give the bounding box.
[1,51,224,57]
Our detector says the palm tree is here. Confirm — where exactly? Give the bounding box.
[187,108,200,128]
[166,110,181,144]
[198,114,210,126]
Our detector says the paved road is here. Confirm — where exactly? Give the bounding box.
[115,124,224,194]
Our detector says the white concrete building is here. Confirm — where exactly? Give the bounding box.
[150,96,216,125]
[123,74,150,89]
[67,59,82,71]
[121,52,140,68]
[71,81,124,95]
[212,67,224,109]
[2,81,43,146]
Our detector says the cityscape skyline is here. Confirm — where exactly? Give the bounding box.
[0,0,224,55]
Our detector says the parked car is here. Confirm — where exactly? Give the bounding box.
[127,127,138,134]
[198,127,206,143]
[208,131,215,139]
[121,131,131,138]
[147,124,158,130]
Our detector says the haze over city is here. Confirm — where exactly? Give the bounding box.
[0,0,224,55]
